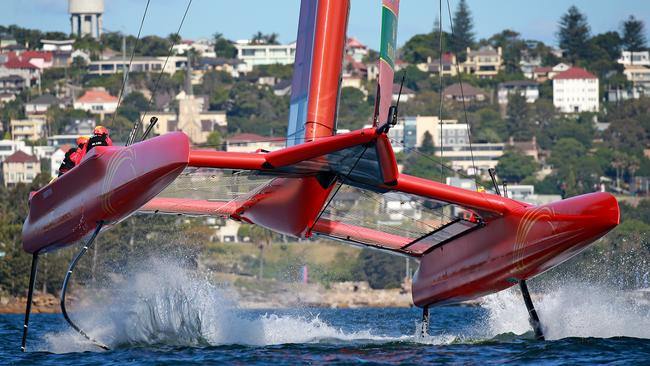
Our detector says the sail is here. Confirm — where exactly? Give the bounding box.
[374,0,400,126]
[287,0,350,146]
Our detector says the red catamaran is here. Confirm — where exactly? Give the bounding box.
[20,0,618,351]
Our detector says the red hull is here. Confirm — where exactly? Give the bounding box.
[411,191,619,306]
[22,132,190,253]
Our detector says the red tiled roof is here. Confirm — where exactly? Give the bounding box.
[20,51,53,62]
[3,57,38,69]
[346,37,366,49]
[534,66,552,73]
[77,89,118,103]
[227,133,269,143]
[554,67,597,80]
[5,150,38,163]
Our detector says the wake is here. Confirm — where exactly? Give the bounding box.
[39,258,650,353]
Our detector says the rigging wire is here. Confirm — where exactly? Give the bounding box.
[437,0,445,185]
[109,0,151,128]
[445,0,479,183]
[135,0,193,141]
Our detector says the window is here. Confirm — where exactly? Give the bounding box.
[242,49,255,56]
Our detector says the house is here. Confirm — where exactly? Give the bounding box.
[88,56,188,76]
[0,58,39,87]
[50,145,72,178]
[172,39,216,58]
[273,79,292,96]
[519,54,542,79]
[617,50,650,67]
[442,83,486,102]
[2,150,39,186]
[0,93,16,104]
[41,39,76,67]
[507,136,539,161]
[366,62,379,81]
[0,139,30,162]
[341,75,365,93]
[234,41,296,72]
[549,63,571,79]
[63,119,96,136]
[25,94,64,115]
[346,37,368,63]
[13,51,54,70]
[623,65,650,93]
[197,57,246,78]
[47,135,79,147]
[423,52,458,77]
[553,67,599,113]
[532,66,552,82]
[461,47,502,78]
[73,88,118,117]
[343,54,367,78]
[497,80,539,105]
[225,133,284,152]
[0,75,27,95]
[10,116,47,141]
[392,83,415,102]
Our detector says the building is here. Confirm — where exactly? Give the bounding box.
[346,37,368,63]
[443,83,486,102]
[553,67,599,113]
[10,116,47,141]
[50,145,72,178]
[25,94,64,115]
[69,0,104,39]
[2,150,39,186]
[392,83,415,102]
[73,88,118,117]
[0,75,26,95]
[225,133,284,153]
[0,57,40,87]
[41,39,76,67]
[197,57,246,78]
[507,136,540,161]
[172,39,216,58]
[532,66,552,82]
[623,65,650,93]
[461,47,502,78]
[423,52,458,77]
[618,51,650,67]
[234,41,296,72]
[88,56,188,76]
[497,80,539,105]
[63,118,96,136]
[47,135,79,147]
[520,55,542,79]
[0,139,30,162]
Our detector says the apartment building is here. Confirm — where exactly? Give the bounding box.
[234,41,296,72]
[553,67,599,113]
[461,47,502,78]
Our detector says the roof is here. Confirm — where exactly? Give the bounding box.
[2,57,37,69]
[554,67,597,80]
[443,83,485,97]
[4,150,38,164]
[392,83,415,95]
[498,80,538,88]
[27,94,59,105]
[77,89,118,103]
[468,47,499,56]
[227,133,269,143]
[346,37,366,49]
[533,66,552,73]
[20,51,53,62]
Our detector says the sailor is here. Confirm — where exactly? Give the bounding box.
[85,126,113,153]
[69,136,89,166]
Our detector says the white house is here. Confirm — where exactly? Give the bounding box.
[618,51,650,67]
[234,41,296,72]
[553,67,599,113]
[2,150,39,186]
[0,139,30,162]
[73,88,118,117]
[497,80,539,104]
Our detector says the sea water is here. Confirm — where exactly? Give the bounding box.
[1,259,650,365]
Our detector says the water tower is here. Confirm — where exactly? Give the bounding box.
[69,0,104,39]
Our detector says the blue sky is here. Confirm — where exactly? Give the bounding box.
[1,0,648,49]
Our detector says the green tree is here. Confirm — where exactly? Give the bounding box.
[206,131,222,149]
[557,6,591,63]
[213,32,237,58]
[506,93,532,141]
[420,131,435,153]
[621,15,647,65]
[496,150,539,183]
[353,249,404,289]
[452,0,475,60]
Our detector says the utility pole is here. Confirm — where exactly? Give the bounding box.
[121,34,129,97]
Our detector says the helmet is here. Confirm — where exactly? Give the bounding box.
[94,125,109,136]
[76,136,89,146]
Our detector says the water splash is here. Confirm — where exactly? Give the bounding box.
[479,282,650,340]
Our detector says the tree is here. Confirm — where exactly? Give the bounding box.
[206,131,222,149]
[496,150,539,183]
[354,249,404,289]
[452,0,475,60]
[213,32,237,58]
[621,16,647,64]
[506,93,532,141]
[168,32,182,45]
[557,6,591,63]
[420,131,435,153]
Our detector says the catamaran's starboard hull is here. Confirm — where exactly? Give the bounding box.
[412,191,619,306]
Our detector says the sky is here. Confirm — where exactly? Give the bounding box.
[1,0,649,50]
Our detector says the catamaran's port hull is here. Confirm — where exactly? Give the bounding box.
[22,132,190,254]
[412,191,620,306]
